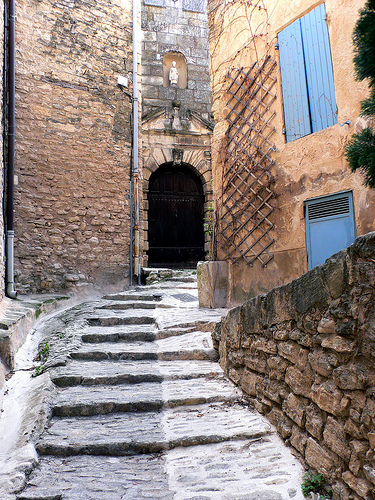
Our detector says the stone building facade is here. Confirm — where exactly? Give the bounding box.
[13,0,133,294]
[0,0,4,301]
[207,0,375,304]
[5,0,213,294]
[140,0,214,268]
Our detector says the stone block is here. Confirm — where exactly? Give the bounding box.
[308,350,335,377]
[290,425,307,455]
[243,352,268,374]
[305,403,324,440]
[323,417,351,462]
[261,378,288,404]
[305,438,340,476]
[249,338,277,354]
[344,419,362,440]
[267,356,289,381]
[282,393,308,428]
[333,363,366,390]
[291,266,329,314]
[267,408,293,439]
[219,306,242,350]
[342,470,373,499]
[278,341,308,368]
[363,465,375,486]
[361,398,375,427]
[197,261,228,308]
[240,369,261,397]
[317,317,336,334]
[368,432,375,449]
[311,380,350,417]
[321,335,356,353]
[349,452,362,476]
[321,249,348,299]
[285,366,312,398]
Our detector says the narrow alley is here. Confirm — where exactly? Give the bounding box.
[2,271,304,500]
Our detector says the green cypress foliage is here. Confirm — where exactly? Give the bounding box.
[345,0,375,188]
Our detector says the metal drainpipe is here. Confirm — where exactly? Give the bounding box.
[5,0,17,298]
[132,0,141,285]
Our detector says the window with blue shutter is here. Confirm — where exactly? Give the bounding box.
[278,3,338,142]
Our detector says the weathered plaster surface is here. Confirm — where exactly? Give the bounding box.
[208,0,375,301]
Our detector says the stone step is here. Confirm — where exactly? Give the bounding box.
[70,336,217,362]
[51,360,223,387]
[81,330,156,343]
[37,403,270,457]
[17,433,304,500]
[96,302,157,310]
[102,293,162,301]
[70,344,158,362]
[52,378,241,417]
[86,315,155,327]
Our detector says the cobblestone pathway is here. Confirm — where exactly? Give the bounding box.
[11,272,304,499]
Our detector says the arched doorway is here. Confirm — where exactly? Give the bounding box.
[147,163,205,267]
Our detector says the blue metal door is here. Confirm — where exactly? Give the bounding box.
[305,192,356,269]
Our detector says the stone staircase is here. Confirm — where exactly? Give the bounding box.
[16,274,304,500]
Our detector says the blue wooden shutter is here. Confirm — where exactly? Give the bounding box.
[300,3,338,132]
[278,19,311,142]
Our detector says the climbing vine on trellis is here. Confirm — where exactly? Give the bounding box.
[208,0,277,266]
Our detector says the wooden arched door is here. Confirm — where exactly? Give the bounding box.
[147,164,205,267]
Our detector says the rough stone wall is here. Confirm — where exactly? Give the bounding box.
[0,0,4,301]
[214,232,375,500]
[141,0,212,118]
[14,0,133,293]
[207,0,375,303]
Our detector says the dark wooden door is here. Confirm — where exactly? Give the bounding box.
[148,164,205,266]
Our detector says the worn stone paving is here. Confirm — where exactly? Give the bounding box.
[3,270,305,499]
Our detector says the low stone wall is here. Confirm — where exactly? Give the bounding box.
[213,233,375,500]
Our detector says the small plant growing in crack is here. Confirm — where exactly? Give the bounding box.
[36,342,50,363]
[301,472,332,498]
[32,365,45,378]
[32,342,50,377]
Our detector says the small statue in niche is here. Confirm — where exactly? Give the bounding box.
[169,61,179,86]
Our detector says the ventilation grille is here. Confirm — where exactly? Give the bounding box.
[308,195,350,221]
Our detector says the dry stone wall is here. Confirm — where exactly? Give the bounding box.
[214,232,375,500]
[14,0,133,293]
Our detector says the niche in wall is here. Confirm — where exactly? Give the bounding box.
[163,51,187,89]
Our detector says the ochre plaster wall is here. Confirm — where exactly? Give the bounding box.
[208,0,375,304]
[14,0,133,293]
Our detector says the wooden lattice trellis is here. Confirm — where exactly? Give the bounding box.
[218,55,277,266]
